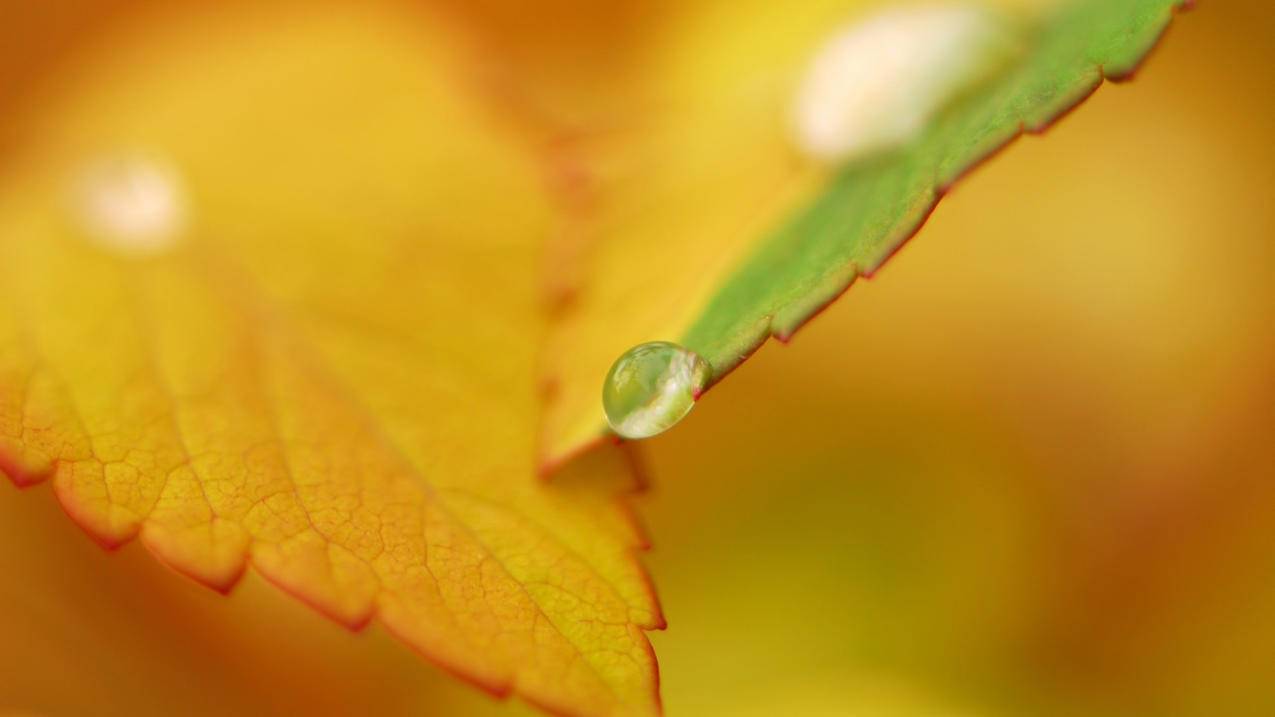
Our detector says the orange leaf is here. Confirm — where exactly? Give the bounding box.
[0,5,659,715]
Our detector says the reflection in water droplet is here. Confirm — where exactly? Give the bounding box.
[74,154,186,256]
[791,4,1015,163]
[603,341,711,440]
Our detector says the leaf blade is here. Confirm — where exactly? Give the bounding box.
[0,5,660,714]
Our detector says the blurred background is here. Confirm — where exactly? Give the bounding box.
[2,1,1272,716]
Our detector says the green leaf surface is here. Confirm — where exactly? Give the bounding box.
[681,0,1188,382]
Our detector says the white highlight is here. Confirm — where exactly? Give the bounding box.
[792,4,1012,163]
[75,155,186,255]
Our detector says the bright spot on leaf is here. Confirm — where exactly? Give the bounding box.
[73,154,186,256]
[791,4,1016,163]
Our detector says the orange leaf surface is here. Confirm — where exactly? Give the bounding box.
[0,483,530,716]
[0,5,659,715]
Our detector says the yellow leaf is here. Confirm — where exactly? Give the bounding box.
[0,4,658,714]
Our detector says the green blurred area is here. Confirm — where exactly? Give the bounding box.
[1,1,1272,716]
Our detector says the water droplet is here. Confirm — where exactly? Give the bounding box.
[74,154,186,256]
[602,341,711,440]
[791,4,1015,163]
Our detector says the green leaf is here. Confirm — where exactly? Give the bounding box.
[541,0,1189,461]
[683,0,1186,378]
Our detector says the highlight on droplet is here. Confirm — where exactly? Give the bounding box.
[73,153,187,256]
[791,3,1018,163]
[602,341,711,440]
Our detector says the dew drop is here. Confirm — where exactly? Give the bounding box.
[791,4,1016,163]
[73,154,186,256]
[602,341,711,440]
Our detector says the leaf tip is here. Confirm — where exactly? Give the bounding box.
[0,443,52,489]
[139,524,250,595]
